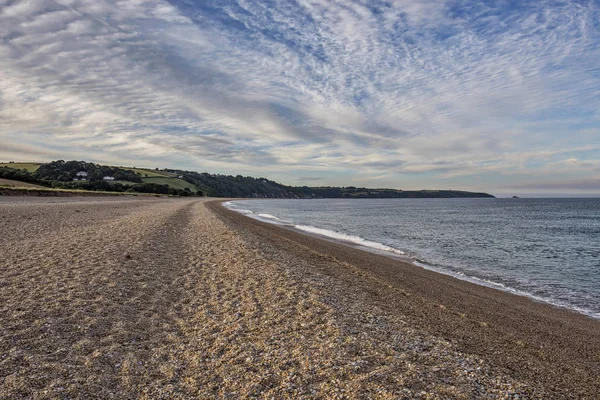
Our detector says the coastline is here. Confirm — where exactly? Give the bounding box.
[225,200,600,320]
[209,199,600,397]
[2,196,598,398]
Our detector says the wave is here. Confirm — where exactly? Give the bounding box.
[223,200,599,319]
[257,213,280,220]
[411,260,600,319]
[223,202,255,215]
[294,225,405,255]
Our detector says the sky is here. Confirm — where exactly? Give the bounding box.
[1,0,599,196]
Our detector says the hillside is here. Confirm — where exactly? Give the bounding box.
[164,168,494,198]
[168,169,300,198]
[141,177,197,191]
[0,162,41,172]
[0,178,46,188]
[0,160,495,198]
[295,187,494,199]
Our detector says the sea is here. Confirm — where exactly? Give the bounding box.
[224,198,600,319]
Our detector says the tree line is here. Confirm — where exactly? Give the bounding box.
[1,161,197,196]
[2,160,494,198]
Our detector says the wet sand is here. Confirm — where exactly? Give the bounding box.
[1,196,597,398]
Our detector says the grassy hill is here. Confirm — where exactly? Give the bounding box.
[120,167,175,178]
[0,178,46,188]
[0,163,41,172]
[0,160,196,196]
[295,187,494,199]
[0,160,495,199]
[141,177,197,191]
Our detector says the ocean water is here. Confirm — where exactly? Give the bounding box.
[225,198,600,319]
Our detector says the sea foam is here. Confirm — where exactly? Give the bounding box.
[294,225,405,255]
[257,213,281,220]
[224,198,600,319]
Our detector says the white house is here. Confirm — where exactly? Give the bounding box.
[74,171,88,181]
[103,176,115,181]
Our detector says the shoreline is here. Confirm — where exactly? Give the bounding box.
[290,224,600,320]
[4,196,529,398]
[224,200,599,320]
[209,199,600,397]
[2,196,598,397]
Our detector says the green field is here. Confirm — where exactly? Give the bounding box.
[0,162,41,172]
[111,180,139,185]
[121,167,175,178]
[141,177,197,191]
[0,178,46,188]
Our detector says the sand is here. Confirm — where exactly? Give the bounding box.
[1,196,597,398]
[210,201,600,398]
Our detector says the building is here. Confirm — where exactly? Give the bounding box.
[74,171,88,181]
[103,176,115,181]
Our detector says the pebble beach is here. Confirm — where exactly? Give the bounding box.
[1,196,598,398]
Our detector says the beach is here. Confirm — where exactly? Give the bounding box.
[1,196,598,398]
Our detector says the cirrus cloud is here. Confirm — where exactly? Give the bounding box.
[0,0,599,195]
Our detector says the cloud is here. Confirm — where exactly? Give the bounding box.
[0,141,63,160]
[0,0,599,192]
[296,176,325,182]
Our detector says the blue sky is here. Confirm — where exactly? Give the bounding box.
[1,0,599,195]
